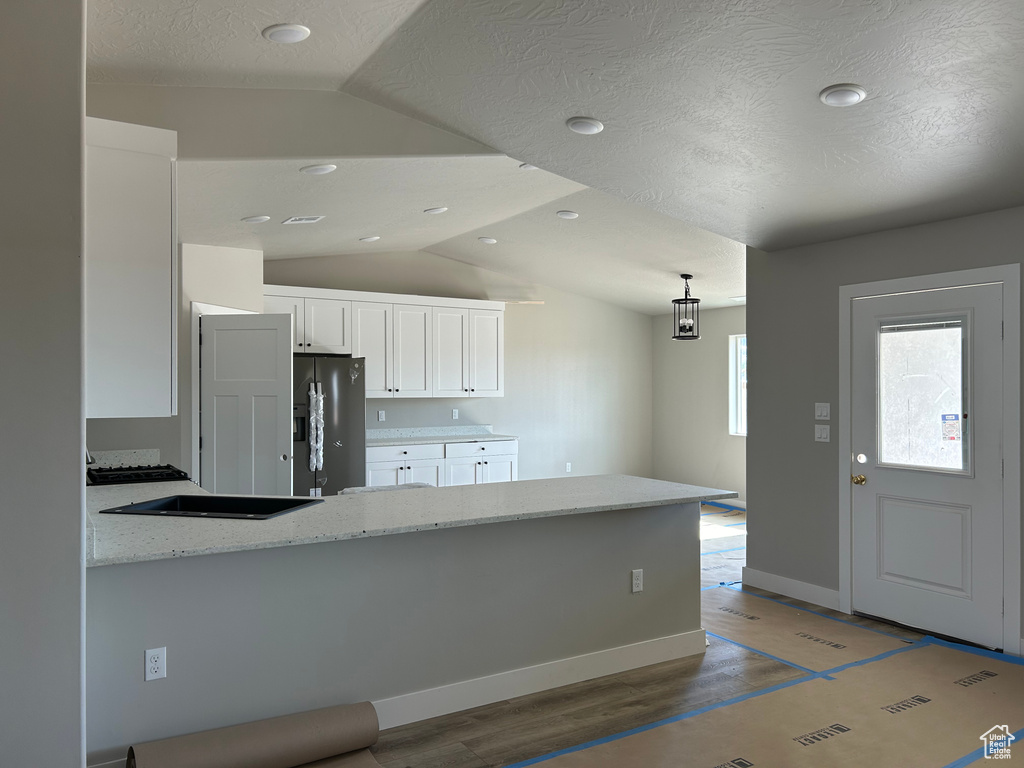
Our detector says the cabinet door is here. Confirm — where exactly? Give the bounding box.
[469,309,504,397]
[482,455,518,483]
[393,305,432,398]
[352,302,393,398]
[406,458,444,487]
[433,307,470,397]
[305,298,352,355]
[445,456,482,486]
[85,121,176,418]
[366,461,405,487]
[264,295,304,353]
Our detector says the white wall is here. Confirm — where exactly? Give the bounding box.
[87,243,264,472]
[0,0,85,763]
[264,252,655,479]
[652,305,746,502]
[747,205,1024,598]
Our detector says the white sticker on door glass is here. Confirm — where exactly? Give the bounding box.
[878,318,965,471]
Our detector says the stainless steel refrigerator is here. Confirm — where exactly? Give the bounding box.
[293,355,366,496]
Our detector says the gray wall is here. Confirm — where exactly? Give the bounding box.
[652,306,746,502]
[747,205,1024,593]
[0,0,85,763]
[87,243,265,471]
[265,252,655,480]
[87,504,698,763]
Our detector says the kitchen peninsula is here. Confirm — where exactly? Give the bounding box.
[85,475,735,767]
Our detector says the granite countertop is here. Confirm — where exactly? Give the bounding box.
[86,475,736,568]
[366,433,518,447]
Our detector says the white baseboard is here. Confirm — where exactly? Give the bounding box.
[372,629,706,730]
[742,567,841,611]
[88,758,125,768]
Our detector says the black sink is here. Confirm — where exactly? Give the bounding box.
[98,495,323,520]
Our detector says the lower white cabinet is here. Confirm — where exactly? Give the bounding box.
[366,440,519,488]
[366,458,444,488]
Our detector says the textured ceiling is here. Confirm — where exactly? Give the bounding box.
[427,188,745,313]
[88,0,428,89]
[176,156,585,260]
[345,0,1024,250]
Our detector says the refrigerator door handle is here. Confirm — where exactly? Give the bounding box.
[314,381,325,471]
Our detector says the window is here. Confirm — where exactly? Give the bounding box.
[729,334,747,436]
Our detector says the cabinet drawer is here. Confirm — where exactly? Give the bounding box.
[444,440,518,458]
[366,443,444,462]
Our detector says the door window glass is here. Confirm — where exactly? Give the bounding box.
[877,317,967,471]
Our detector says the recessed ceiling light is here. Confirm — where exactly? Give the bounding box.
[262,24,311,44]
[359,236,381,242]
[241,215,271,224]
[556,210,579,219]
[519,163,538,170]
[300,163,337,175]
[819,83,867,107]
[424,207,448,214]
[478,237,498,244]
[282,216,325,224]
[566,116,604,135]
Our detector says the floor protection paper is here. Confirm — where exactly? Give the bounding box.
[518,640,1024,768]
[701,587,909,672]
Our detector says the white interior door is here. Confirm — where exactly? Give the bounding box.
[851,283,1003,647]
[200,313,292,495]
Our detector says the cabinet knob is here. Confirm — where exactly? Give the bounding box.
[396,389,400,392]
[481,446,486,450]
[471,388,475,392]
[484,461,488,464]
[402,451,407,454]
[477,461,481,465]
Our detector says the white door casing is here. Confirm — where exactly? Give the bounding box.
[200,313,292,495]
[839,265,1021,654]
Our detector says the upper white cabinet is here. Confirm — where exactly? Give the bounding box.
[433,308,504,398]
[263,294,351,355]
[266,285,504,399]
[85,117,177,418]
[352,302,433,399]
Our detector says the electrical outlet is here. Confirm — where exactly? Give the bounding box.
[377,410,385,422]
[145,647,166,681]
[452,409,459,420]
[631,569,643,593]
[566,462,572,473]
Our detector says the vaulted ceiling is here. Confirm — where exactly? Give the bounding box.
[87,0,1024,313]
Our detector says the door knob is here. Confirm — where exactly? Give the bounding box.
[851,474,867,485]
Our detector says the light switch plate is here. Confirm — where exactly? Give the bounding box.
[815,425,831,442]
[815,402,831,420]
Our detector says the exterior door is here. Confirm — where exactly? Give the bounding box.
[851,283,1003,647]
[200,313,293,495]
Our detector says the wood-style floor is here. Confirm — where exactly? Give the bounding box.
[370,508,922,768]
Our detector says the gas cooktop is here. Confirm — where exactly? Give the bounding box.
[87,464,190,486]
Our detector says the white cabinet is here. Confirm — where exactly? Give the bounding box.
[85,117,177,418]
[444,440,519,486]
[263,294,351,355]
[353,302,432,399]
[433,308,504,398]
[265,285,503,399]
[366,444,445,487]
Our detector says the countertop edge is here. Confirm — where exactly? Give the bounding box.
[87,489,736,567]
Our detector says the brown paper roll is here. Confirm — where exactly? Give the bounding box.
[127,701,379,768]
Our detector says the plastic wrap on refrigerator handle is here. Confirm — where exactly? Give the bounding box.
[308,382,325,473]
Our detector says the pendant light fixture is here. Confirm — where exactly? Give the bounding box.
[672,274,701,340]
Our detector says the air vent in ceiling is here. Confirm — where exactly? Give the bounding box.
[282,216,325,224]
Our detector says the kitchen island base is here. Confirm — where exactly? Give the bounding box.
[86,501,705,766]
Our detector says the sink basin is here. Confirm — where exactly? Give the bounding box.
[98,495,323,520]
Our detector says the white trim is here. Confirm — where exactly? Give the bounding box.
[264,283,505,312]
[838,264,1021,655]
[189,302,256,484]
[87,759,125,768]
[371,629,706,730]
[741,567,841,610]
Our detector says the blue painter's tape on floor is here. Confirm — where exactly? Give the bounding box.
[706,631,819,675]
[700,546,746,556]
[943,726,1024,767]
[702,500,746,512]
[724,522,747,527]
[724,584,910,641]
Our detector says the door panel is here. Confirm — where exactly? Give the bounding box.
[394,305,432,398]
[264,295,304,353]
[851,283,1002,647]
[433,307,469,397]
[200,313,292,495]
[353,302,392,398]
[305,298,351,355]
[407,459,444,487]
[469,309,503,397]
[446,457,480,486]
[367,462,404,487]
